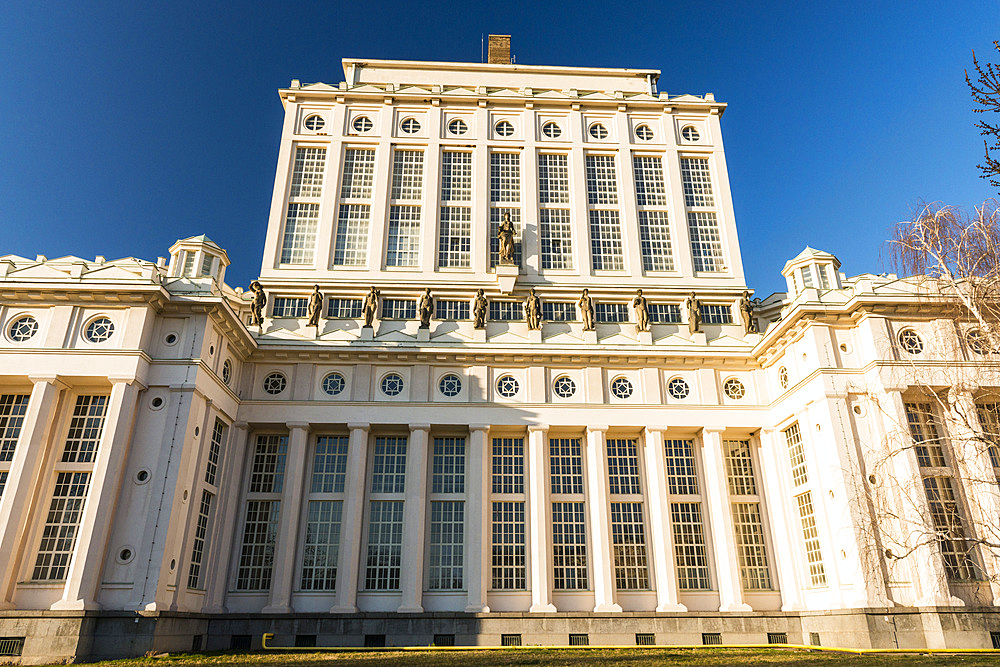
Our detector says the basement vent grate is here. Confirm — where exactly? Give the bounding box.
[767,632,788,644]
[0,638,24,657]
[702,632,722,645]
[295,635,316,647]
[810,632,821,646]
[364,634,386,647]
[569,633,589,646]
[501,634,522,646]
[433,634,455,646]
[635,633,655,646]
[191,635,203,652]
[230,635,252,650]
[992,631,1000,649]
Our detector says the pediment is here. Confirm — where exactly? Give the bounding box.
[397,85,432,95]
[82,264,149,281]
[669,94,706,103]
[7,264,73,280]
[349,84,385,94]
[533,89,571,99]
[302,82,337,91]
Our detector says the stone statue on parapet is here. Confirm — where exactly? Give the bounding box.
[249,281,266,327]
[686,292,701,335]
[633,289,649,332]
[578,289,595,331]
[419,288,434,329]
[362,286,380,328]
[307,285,323,327]
[525,288,541,330]
[497,212,516,265]
[473,289,488,329]
[740,291,757,335]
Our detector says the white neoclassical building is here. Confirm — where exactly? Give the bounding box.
[0,37,999,662]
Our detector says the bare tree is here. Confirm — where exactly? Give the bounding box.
[967,41,1000,190]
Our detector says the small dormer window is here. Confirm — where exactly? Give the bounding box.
[801,265,814,288]
[201,254,214,277]
[182,251,196,277]
[817,264,830,289]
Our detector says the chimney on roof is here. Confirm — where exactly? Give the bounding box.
[487,35,512,64]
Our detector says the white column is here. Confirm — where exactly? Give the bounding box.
[642,428,686,611]
[757,428,804,611]
[398,423,430,612]
[700,428,751,612]
[331,422,369,612]
[527,425,555,612]
[465,424,490,612]
[585,425,622,612]
[263,422,310,613]
[53,378,143,610]
[0,376,66,608]
[203,421,249,613]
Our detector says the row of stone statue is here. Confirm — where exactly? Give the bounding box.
[248,281,758,335]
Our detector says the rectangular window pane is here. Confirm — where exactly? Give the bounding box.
[205,418,227,487]
[272,297,308,318]
[0,471,8,496]
[489,300,524,322]
[923,476,979,581]
[639,210,674,271]
[671,502,710,590]
[391,149,424,200]
[633,155,668,206]
[333,204,370,266]
[492,438,524,494]
[549,438,584,495]
[607,439,641,495]
[538,153,570,203]
[648,304,682,323]
[301,500,342,591]
[340,148,376,199]
[441,151,472,201]
[542,302,575,322]
[975,403,1000,468]
[386,205,421,267]
[595,303,628,323]
[32,472,90,581]
[681,158,715,207]
[365,500,404,590]
[539,209,573,270]
[664,439,698,495]
[585,155,618,205]
[429,500,464,590]
[724,440,757,496]
[289,147,326,198]
[249,435,287,494]
[904,403,947,467]
[699,304,733,324]
[491,500,526,590]
[795,492,827,587]
[489,153,520,203]
[380,298,416,320]
[784,423,808,487]
[552,501,588,590]
[327,298,363,318]
[62,395,108,464]
[187,490,214,589]
[432,437,465,494]
[688,212,724,272]
[311,436,348,493]
[201,253,214,276]
[0,395,30,462]
[438,206,472,268]
[280,203,319,265]
[236,499,280,590]
[732,502,771,590]
[589,210,624,271]
[435,300,470,320]
[610,501,649,590]
[489,208,522,267]
[371,437,407,494]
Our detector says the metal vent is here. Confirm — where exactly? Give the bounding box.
[569,633,589,646]
[230,635,252,650]
[767,632,788,644]
[364,634,386,647]
[635,633,655,646]
[702,632,722,645]
[501,634,522,646]
[434,634,455,646]
[992,631,1000,649]
[295,634,317,647]
[809,632,821,646]
[0,638,24,657]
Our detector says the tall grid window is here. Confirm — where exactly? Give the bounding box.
[607,439,641,495]
[340,148,376,199]
[432,437,465,494]
[688,212,724,272]
[386,205,421,267]
[439,207,472,268]
[724,440,757,496]
[664,440,698,495]
[923,476,979,580]
[333,204,370,266]
[187,490,214,589]
[32,472,90,580]
[784,422,808,487]
[365,500,404,590]
[671,502,711,590]
[639,211,674,272]
[248,435,287,494]
[732,502,772,589]
[205,418,227,486]
[492,438,524,494]
[904,403,947,467]
[441,151,472,200]
[585,155,618,204]
[489,153,521,267]
[795,492,827,586]
[390,149,424,200]
[680,158,715,207]
[436,300,470,320]
[552,501,588,590]
[62,395,108,464]
[327,298,363,318]
[540,209,573,269]
[0,471,7,496]
[371,437,407,494]
[301,500,342,591]
[491,500,526,590]
[538,153,570,203]
[289,146,326,198]
[589,210,624,271]
[550,438,584,494]
[311,436,348,493]
[381,298,416,320]
[428,500,464,590]
[271,297,308,318]
[633,155,668,205]
[0,395,30,462]
[975,403,1000,474]
[235,499,280,590]
[280,203,319,265]
[610,502,649,590]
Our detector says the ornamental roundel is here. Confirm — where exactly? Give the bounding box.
[610,376,633,399]
[381,372,404,397]
[438,374,462,397]
[667,377,689,400]
[496,375,520,398]
[778,366,789,390]
[966,329,990,355]
[723,378,746,400]
[897,328,924,355]
[8,315,38,342]
[84,316,114,343]
[322,372,346,396]
[221,359,233,385]
[553,375,576,398]
[262,372,287,395]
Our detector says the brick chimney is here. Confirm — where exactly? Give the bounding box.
[487,35,512,64]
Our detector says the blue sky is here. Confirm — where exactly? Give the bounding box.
[2,0,997,296]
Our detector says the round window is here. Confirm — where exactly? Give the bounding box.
[897,329,924,355]
[304,114,325,131]
[222,359,232,385]
[262,372,287,395]
[117,547,135,564]
[381,373,404,396]
[610,376,633,399]
[439,374,462,397]
[541,122,562,138]
[150,396,165,410]
[401,118,421,134]
[635,124,654,141]
[496,375,520,398]
[589,123,608,139]
[322,372,346,396]
[553,375,576,398]
[778,366,789,390]
[667,377,689,400]
[449,118,468,135]
[495,120,515,137]
[723,378,746,400]
[164,332,178,346]
[967,329,989,355]
[682,126,700,141]
[134,469,150,484]
[84,316,114,343]
[352,116,373,133]
[8,315,38,342]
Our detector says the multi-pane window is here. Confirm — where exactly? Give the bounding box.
[390,150,424,200]
[32,472,90,580]
[633,155,668,205]
[491,500,526,590]
[187,490,214,588]
[62,395,108,464]
[638,211,674,272]
[610,502,649,590]
[784,423,807,486]
[607,439,641,495]
[975,403,1000,473]
[595,303,628,323]
[539,209,573,270]
[489,300,524,322]
[248,435,287,494]
[490,152,520,203]
[386,205,421,267]
[289,146,326,198]
[235,499,280,590]
[664,440,698,495]
[700,304,733,324]
[538,153,570,203]
[301,500,342,591]
[795,492,827,586]
[432,437,465,494]
[724,440,757,496]
[381,298,416,320]
[428,500,464,590]
[923,476,979,581]
[688,212,724,273]
[280,203,319,265]
[550,438,584,494]
[0,394,30,462]
[311,436,348,493]
[327,298,363,319]
[200,253,214,276]
[365,500,404,590]
[552,501,588,590]
[441,151,472,200]
[272,297,308,318]
[333,204,370,266]
[589,210,624,271]
[542,302,575,321]
[904,403,947,467]
[648,304,682,323]
[732,502,772,589]
[205,418,227,486]
[671,502,710,590]
[492,438,524,494]
[680,158,715,207]
[435,300,470,320]
[340,148,376,199]
[585,155,618,204]
[0,471,7,496]
[439,207,472,268]
[371,437,407,494]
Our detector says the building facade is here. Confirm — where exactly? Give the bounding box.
[0,41,999,662]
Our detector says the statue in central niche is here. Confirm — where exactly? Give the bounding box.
[248,281,266,327]
[578,289,595,331]
[362,286,380,328]
[472,289,488,329]
[524,287,541,330]
[497,212,516,265]
[307,284,323,327]
[419,288,434,329]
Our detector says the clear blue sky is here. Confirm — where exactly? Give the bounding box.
[2,0,997,296]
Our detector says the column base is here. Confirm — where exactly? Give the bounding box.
[261,604,293,613]
[529,603,557,613]
[719,602,753,612]
[397,605,424,613]
[330,604,358,613]
[655,602,687,612]
[593,602,622,613]
[465,603,490,613]
[51,598,100,611]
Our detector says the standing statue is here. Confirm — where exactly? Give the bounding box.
[307,284,323,327]
[633,289,650,332]
[739,291,757,335]
[362,286,380,328]
[419,288,434,329]
[249,281,266,327]
[525,288,541,330]
[685,292,701,335]
[497,212,516,265]
[578,289,595,331]
[472,289,488,329]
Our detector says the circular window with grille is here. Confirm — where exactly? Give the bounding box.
[222,359,232,385]
[496,375,520,398]
[967,329,989,355]
[401,118,421,134]
[381,373,404,396]
[322,372,346,396]
[589,123,608,139]
[610,376,633,399]
[8,315,38,342]
[897,329,924,355]
[84,316,114,343]
[449,118,468,135]
[723,378,746,400]
[352,116,373,133]
[304,114,325,131]
[778,366,789,390]
[542,121,562,138]
[439,374,462,397]
[682,126,700,141]
[667,377,689,400]
[262,372,287,395]
[553,375,576,398]
[635,124,654,141]
[495,120,515,137]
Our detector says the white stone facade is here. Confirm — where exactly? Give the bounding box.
[0,55,999,661]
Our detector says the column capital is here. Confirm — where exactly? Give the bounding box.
[469,424,491,434]
[233,421,249,431]
[760,427,777,436]
[702,427,726,436]
[587,425,609,434]
[286,421,311,431]
[108,375,148,390]
[347,422,370,431]
[408,423,431,432]
[643,427,667,436]
[527,424,549,434]
[28,374,69,390]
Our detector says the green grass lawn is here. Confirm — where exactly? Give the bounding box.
[63,649,1000,667]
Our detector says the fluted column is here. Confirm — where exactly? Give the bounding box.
[465,424,491,612]
[331,422,369,612]
[527,425,556,612]
[586,425,621,612]
[642,428,685,611]
[398,423,430,612]
[263,422,310,612]
[203,421,249,612]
